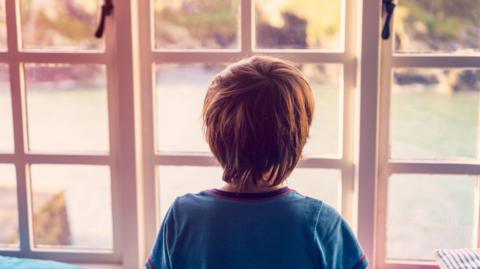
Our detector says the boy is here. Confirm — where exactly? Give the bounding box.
[147,56,368,269]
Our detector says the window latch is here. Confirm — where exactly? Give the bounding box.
[95,0,114,38]
[381,0,396,40]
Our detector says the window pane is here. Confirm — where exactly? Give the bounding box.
[0,64,13,152]
[20,0,102,50]
[157,165,223,220]
[156,64,341,156]
[0,0,6,50]
[394,0,480,53]
[390,69,480,160]
[30,164,113,250]
[302,64,341,157]
[387,174,476,261]
[255,0,342,50]
[25,64,109,153]
[155,64,226,153]
[287,168,341,211]
[0,164,18,248]
[154,0,239,50]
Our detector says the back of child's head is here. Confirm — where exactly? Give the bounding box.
[203,56,314,191]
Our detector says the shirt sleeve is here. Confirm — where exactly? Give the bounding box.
[315,204,368,269]
[146,201,177,269]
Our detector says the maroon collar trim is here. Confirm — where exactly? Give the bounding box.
[207,187,292,201]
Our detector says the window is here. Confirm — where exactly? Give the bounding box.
[138,0,359,252]
[0,0,138,265]
[0,1,479,268]
[375,0,480,267]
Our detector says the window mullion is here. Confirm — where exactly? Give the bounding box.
[155,155,349,169]
[13,52,107,64]
[356,0,382,267]
[376,1,396,266]
[150,51,349,64]
[392,55,480,68]
[340,0,359,228]
[5,0,31,255]
[104,0,122,262]
[389,162,480,174]
[106,0,143,267]
[240,0,252,55]
[23,154,110,165]
[137,0,158,258]
[5,0,20,54]
[474,177,480,249]
[477,79,480,249]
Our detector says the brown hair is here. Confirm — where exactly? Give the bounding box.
[203,56,314,191]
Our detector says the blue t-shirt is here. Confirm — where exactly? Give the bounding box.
[147,187,368,269]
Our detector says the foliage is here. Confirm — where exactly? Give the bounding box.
[21,0,99,49]
[256,0,341,48]
[397,0,480,50]
[154,0,237,48]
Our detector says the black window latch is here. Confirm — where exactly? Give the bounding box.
[95,0,114,38]
[381,0,396,40]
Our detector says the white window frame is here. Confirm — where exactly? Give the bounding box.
[374,1,480,268]
[137,0,362,260]
[0,1,143,268]
[0,1,478,268]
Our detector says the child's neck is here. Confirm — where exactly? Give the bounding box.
[219,182,286,193]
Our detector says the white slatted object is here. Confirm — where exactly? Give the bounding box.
[436,249,480,269]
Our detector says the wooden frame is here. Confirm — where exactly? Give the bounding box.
[137,0,360,257]
[0,0,478,268]
[0,0,144,268]
[375,1,480,268]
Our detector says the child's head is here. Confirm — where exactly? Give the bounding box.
[203,56,314,190]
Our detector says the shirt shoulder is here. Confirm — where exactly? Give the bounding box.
[296,194,340,233]
[310,199,367,269]
[294,193,367,269]
[171,191,215,210]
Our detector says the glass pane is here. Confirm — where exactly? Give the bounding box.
[387,174,476,261]
[156,64,226,153]
[287,168,341,211]
[156,64,341,156]
[157,165,223,220]
[391,69,480,160]
[0,0,6,50]
[30,165,112,250]
[0,64,13,152]
[394,0,480,53]
[255,0,342,50]
[20,0,102,50]
[154,0,239,50]
[25,64,109,153]
[0,164,19,248]
[302,64,341,157]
